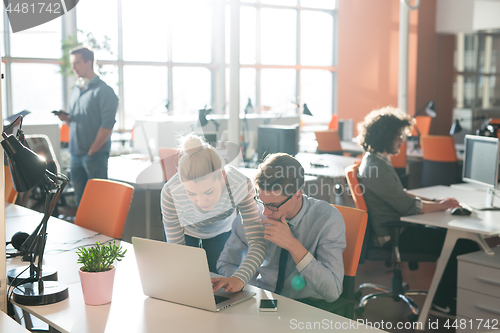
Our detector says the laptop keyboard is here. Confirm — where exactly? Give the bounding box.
[214,295,230,304]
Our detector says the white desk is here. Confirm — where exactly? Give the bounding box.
[295,153,359,205]
[295,152,359,179]
[5,204,42,219]
[401,185,500,330]
[0,311,30,333]
[6,207,386,333]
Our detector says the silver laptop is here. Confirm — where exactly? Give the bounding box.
[132,237,256,312]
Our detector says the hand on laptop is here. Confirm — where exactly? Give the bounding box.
[211,276,244,293]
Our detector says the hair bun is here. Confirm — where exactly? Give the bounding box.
[181,134,204,156]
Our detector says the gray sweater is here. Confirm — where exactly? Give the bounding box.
[358,152,420,238]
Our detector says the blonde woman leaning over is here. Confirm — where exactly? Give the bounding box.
[161,134,266,292]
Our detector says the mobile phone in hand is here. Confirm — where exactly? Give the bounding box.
[259,299,278,312]
[52,110,68,116]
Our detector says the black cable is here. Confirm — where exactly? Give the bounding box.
[7,265,30,302]
[47,233,101,245]
[46,238,116,254]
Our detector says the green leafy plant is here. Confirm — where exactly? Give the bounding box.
[60,30,114,76]
[76,241,126,273]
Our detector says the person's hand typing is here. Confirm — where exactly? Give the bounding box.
[211,276,244,293]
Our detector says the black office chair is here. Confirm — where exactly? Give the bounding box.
[345,164,439,322]
[20,134,75,215]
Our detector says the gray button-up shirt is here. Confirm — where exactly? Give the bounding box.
[217,194,345,302]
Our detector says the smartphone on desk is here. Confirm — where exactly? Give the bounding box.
[259,299,278,312]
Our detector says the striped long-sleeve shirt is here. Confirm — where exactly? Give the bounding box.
[160,165,266,285]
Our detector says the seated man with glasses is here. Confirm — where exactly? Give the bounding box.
[215,153,346,303]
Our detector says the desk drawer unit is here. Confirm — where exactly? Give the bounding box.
[457,289,500,322]
[457,248,500,332]
[458,261,500,298]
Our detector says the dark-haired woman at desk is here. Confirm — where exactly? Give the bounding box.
[357,107,479,316]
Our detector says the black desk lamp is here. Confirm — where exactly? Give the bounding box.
[198,105,220,132]
[241,99,252,162]
[449,116,494,137]
[415,101,436,118]
[302,103,313,116]
[410,101,437,149]
[2,116,69,306]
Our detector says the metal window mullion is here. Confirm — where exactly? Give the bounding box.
[456,33,465,109]
[332,1,338,116]
[4,9,12,117]
[256,2,261,114]
[117,0,125,130]
[166,3,173,115]
[212,1,225,114]
[474,34,479,109]
[296,6,300,113]
[228,0,240,154]
[62,5,77,111]
[482,35,492,109]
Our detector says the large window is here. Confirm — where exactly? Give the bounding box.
[1,0,337,129]
[1,11,63,122]
[234,1,336,121]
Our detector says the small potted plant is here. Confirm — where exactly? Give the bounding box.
[76,240,126,305]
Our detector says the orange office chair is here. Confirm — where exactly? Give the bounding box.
[332,204,367,319]
[158,148,180,182]
[420,135,459,187]
[4,166,18,204]
[328,114,339,130]
[314,129,343,155]
[297,204,367,319]
[345,164,435,321]
[60,123,70,148]
[390,141,410,188]
[411,115,432,137]
[74,179,134,239]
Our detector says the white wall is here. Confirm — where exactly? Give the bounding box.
[436,0,500,33]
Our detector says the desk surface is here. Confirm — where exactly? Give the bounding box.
[402,185,500,236]
[108,155,164,188]
[400,185,500,329]
[0,311,30,333]
[295,152,359,178]
[301,138,465,161]
[6,206,385,333]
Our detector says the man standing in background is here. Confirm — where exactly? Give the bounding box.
[55,46,118,206]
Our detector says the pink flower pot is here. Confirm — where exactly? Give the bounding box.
[79,265,116,305]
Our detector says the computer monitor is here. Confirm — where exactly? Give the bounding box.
[202,132,218,148]
[257,124,299,161]
[462,134,500,210]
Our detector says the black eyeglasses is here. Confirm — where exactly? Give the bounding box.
[254,192,296,212]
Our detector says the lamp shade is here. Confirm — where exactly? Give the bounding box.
[1,133,46,192]
[416,101,436,118]
[303,103,313,116]
[245,98,253,115]
[198,108,209,127]
[425,101,437,118]
[449,119,462,135]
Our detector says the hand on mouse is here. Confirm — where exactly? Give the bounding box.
[437,198,460,210]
